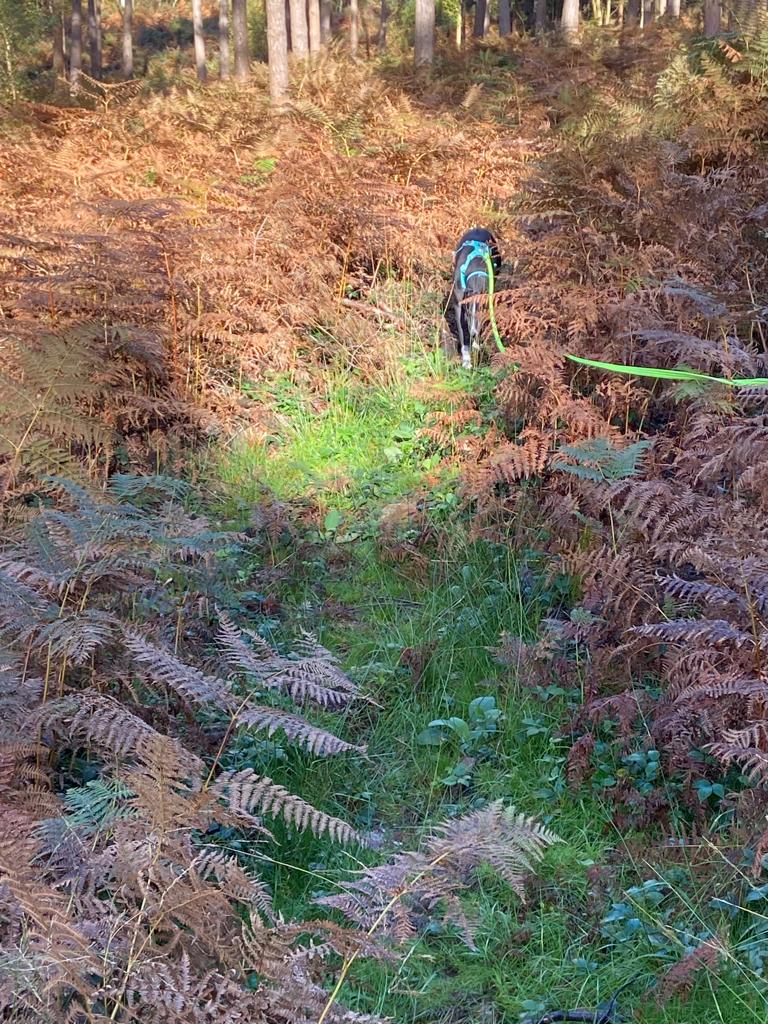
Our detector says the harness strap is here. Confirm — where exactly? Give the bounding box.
[455,239,505,354]
[457,240,491,291]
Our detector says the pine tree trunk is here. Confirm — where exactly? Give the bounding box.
[70,0,82,92]
[641,0,653,25]
[534,0,547,34]
[560,0,579,39]
[625,0,640,23]
[233,0,250,78]
[414,0,434,64]
[309,0,322,53]
[656,0,667,15]
[289,0,309,55]
[667,0,680,15]
[473,0,487,36]
[349,0,359,55]
[378,0,389,49]
[220,0,231,79]
[96,0,102,65]
[499,0,512,34]
[53,10,65,74]
[87,0,100,78]
[122,0,133,78]
[320,0,332,41]
[266,0,289,101]
[191,0,207,81]
[703,0,721,34]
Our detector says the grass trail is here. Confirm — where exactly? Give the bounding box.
[210,342,768,1024]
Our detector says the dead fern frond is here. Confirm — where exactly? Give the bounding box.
[317,800,558,944]
[238,706,365,757]
[213,769,363,846]
[217,613,359,708]
[123,629,236,711]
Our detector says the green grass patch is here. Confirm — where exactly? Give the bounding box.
[210,344,768,1023]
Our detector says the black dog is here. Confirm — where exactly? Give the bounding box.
[444,227,502,369]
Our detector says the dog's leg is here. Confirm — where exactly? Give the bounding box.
[454,296,472,369]
[468,298,480,367]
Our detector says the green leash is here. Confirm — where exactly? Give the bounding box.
[481,249,506,355]
[480,262,768,387]
[466,245,768,388]
[564,354,768,388]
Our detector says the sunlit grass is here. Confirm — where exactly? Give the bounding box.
[211,332,768,1024]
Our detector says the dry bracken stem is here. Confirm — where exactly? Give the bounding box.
[317,849,453,1024]
[204,693,254,790]
[163,248,179,373]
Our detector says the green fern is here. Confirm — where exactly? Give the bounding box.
[552,438,651,483]
[62,779,137,836]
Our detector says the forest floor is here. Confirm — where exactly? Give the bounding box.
[3,15,768,1024]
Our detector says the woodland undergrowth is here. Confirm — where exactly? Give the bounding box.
[2,16,768,1023]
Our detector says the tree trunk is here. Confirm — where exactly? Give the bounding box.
[667,0,680,15]
[191,0,207,81]
[560,0,579,39]
[309,0,322,53]
[534,0,547,34]
[363,8,371,56]
[87,0,100,78]
[473,0,487,36]
[121,0,133,78]
[349,0,359,55]
[219,0,231,79]
[289,0,310,55]
[70,0,82,92]
[378,0,389,50]
[499,0,512,34]
[232,0,250,78]
[320,0,332,41]
[414,0,434,64]
[266,0,289,101]
[625,0,640,23]
[53,10,65,74]
[703,0,721,34]
[655,0,666,15]
[643,0,654,25]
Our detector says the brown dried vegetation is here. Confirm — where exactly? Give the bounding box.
[3,15,768,1021]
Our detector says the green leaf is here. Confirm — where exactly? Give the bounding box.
[444,717,471,742]
[253,156,278,175]
[417,724,449,746]
[324,509,344,533]
[468,695,497,715]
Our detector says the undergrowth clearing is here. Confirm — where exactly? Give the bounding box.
[2,16,768,1024]
[210,321,768,1023]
